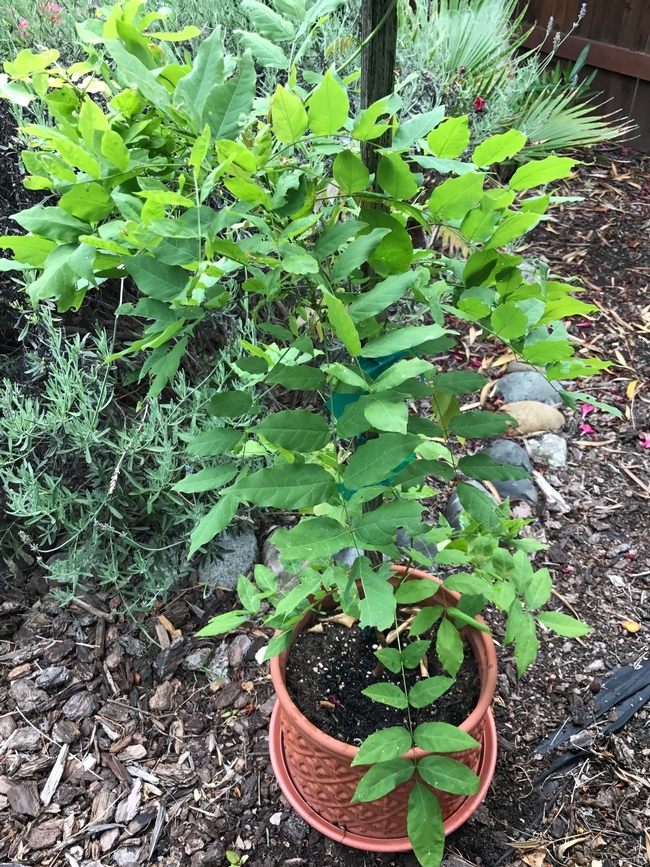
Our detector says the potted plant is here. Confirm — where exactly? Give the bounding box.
[0,8,608,863]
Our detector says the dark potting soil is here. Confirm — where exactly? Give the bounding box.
[285,618,481,744]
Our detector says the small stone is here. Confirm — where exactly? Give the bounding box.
[185,649,211,670]
[481,439,532,472]
[52,720,80,744]
[262,539,301,588]
[445,481,497,530]
[197,527,259,591]
[333,547,364,567]
[2,727,41,752]
[502,401,565,435]
[113,847,141,866]
[269,812,282,826]
[62,691,97,720]
[495,371,562,406]
[191,841,226,867]
[259,696,277,718]
[505,360,543,374]
[0,716,16,740]
[477,440,537,504]
[9,679,48,712]
[149,681,175,712]
[8,663,32,680]
[184,834,205,855]
[283,813,308,847]
[118,745,147,761]
[527,433,568,469]
[35,666,72,689]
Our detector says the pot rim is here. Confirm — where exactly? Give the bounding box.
[270,563,498,761]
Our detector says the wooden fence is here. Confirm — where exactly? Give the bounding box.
[517,0,650,151]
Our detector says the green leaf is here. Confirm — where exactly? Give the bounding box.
[357,561,396,631]
[252,409,330,452]
[443,573,492,598]
[313,219,366,260]
[472,129,527,167]
[355,501,423,550]
[266,364,325,390]
[456,482,501,531]
[106,40,171,113]
[348,272,416,322]
[458,454,528,481]
[125,255,189,302]
[408,783,445,867]
[486,212,540,249]
[559,390,623,419]
[189,123,211,171]
[273,517,353,561]
[271,85,308,143]
[202,52,256,141]
[417,755,480,795]
[12,204,90,243]
[392,107,445,150]
[207,391,253,418]
[323,291,361,356]
[361,324,446,359]
[101,130,130,171]
[408,676,454,708]
[376,153,418,199]
[537,611,592,637]
[427,115,470,158]
[187,429,243,456]
[524,568,552,610]
[364,399,407,434]
[241,0,295,40]
[332,150,370,195]
[428,172,484,221]
[307,69,349,135]
[239,32,289,68]
[449,412,513,439]
[431,371,487,395]
[357,208,413,277]
[436,617,464,677]
[491,302,530,339]
[152,25,201,41]
[0,234,55,267]
[509,156,578,191]
[196,609,249,637]
[414,722,479,752]
[401,640,430,669]
[511,603,539,676]
[275,0,305,20]
[188,495,239,557]
[409,605,444,637]
[343,433,420,489]
[393,458,453,488]
[224,177,272,210]
[361,684,408,710]
[263,630,293,660]
[330,228,390,283]
[511,549,534,594]
[351,727,412,766]
[172,466,238,493]
[237,574,260,613]
[374,647,402,674]
[395,579,438,604]
[175,27,225,117]
[352,758,414,802]
[371,358,433,392]
[352,96,392,142]
[234,464,335,508]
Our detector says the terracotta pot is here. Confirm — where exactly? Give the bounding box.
[269,565,498,851]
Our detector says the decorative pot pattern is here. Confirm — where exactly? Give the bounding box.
[270,566,498,842]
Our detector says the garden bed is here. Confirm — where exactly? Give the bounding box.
[1,87,650,867]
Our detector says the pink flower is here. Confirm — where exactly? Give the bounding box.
[474,96,486,112]
[640,432,650,449]
[579,424,595,435]
[581,404,594,418]
[561,565,574,573]
[37,1,62,22]
[18,15,28,32]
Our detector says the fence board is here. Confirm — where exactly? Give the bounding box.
[518,0,650,151]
